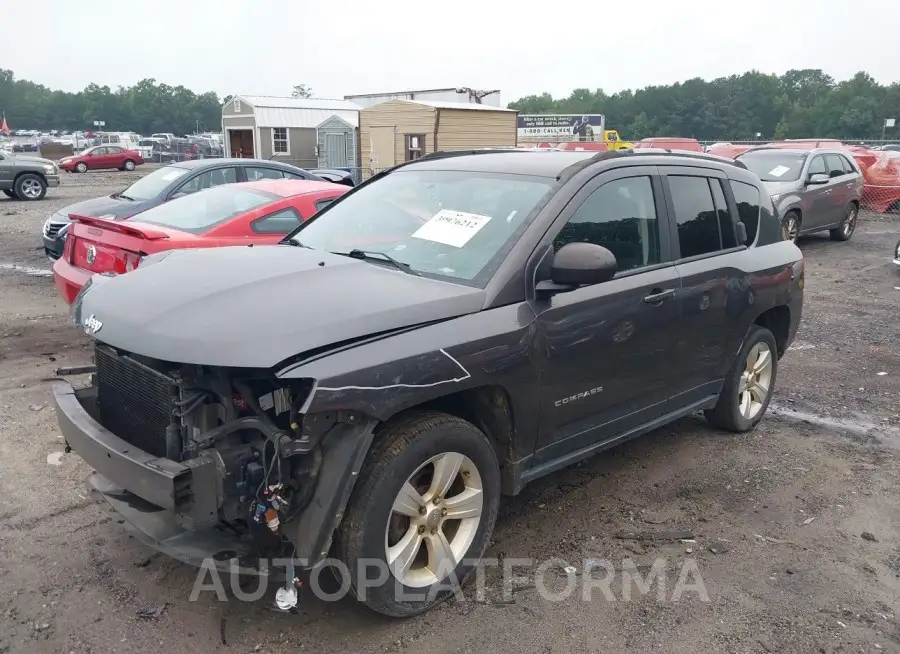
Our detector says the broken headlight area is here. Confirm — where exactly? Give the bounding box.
[89,342,334,560]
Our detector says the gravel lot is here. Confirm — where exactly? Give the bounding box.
[1,170,899,654]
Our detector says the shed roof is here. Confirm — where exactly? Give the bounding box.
[231,95,361,128]
[383,99,515,112]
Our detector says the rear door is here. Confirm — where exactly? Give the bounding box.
[660,166,745,406]
[825,153,854,221]
[106,146,126,169]
[245,166,285,181]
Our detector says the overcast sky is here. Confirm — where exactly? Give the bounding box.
[3,0,899,103]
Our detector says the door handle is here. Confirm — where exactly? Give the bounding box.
[642,288,676,304]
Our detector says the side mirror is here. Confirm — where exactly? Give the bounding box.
[806,172,829,185]
[537,242,617,295]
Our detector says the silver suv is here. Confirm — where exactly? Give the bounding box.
[736,147,863,242]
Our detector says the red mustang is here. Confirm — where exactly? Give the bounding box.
[58,145,145,172]
[53,179,349,304]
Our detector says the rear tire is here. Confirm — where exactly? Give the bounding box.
[830,203,858,241]
[123,159,136,171]
[14,173,47,201]
[75,162,88,173]
[704,325,778,433]
[334,411,500,618]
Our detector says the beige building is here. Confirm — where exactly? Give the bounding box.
[221,95,361,171]
[359,100,517,178]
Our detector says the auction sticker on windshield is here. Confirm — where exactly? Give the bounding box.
[768,165,791,178]
[412,209,492,248]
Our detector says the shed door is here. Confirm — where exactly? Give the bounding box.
[324,132,348,168]
[369,126,395,173]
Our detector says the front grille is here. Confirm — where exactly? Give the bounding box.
[95,345,175,459]
[44,220,67,238]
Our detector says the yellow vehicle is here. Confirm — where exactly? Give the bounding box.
[600,130,633,150]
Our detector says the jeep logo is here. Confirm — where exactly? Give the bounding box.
[83,314,102,335]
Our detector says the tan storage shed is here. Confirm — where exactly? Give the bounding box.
[359,100,517,179]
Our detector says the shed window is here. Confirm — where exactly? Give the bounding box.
[272,128,289,155]
[233,98,241,113]
[406,134,425,161]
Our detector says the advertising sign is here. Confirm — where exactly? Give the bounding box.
[517,114,605,141]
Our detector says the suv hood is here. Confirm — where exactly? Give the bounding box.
[74,245,486,368]
[761,180,802,196]
[8,154,57,166]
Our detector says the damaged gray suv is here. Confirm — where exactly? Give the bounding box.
[54,149,804,617]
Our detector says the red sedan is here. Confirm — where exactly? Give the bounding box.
[58,145,145,173]
[53,179,349,304]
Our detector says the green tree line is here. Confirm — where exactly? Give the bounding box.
[508,69,900,141]
[0,69,223,135]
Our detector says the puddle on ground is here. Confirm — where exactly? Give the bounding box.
[770,403,900,448]
[0,262,53,277]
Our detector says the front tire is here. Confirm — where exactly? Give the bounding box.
[334,411,500,618]
[704,325,778,433]
[75,162,88,173]
[781,211,800,242]
[830,203,858,241]
[14,173,47,201]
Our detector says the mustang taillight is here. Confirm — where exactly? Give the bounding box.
[113,251,143,274]
[63,232,75,262]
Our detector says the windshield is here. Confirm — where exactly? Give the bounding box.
[738,151,807,182]
[120,165,188,201]
[288,169,554,286]
[134,186,278,234]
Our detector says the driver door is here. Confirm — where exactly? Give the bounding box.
[533,167,682,465]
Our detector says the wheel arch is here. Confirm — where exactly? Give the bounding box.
[753,305,791,359]
[14,170,47,185]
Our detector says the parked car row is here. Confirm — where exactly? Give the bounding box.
[50,147,805,618]
[40,158,348,258]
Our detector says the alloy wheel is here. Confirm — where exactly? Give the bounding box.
[842,206,857,236]
[20,178,43,199]
[738,342,773,420]
[385,452,483,588]
[782,215,799,242]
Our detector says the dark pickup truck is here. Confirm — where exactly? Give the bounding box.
[53,148,803,618]
[0,151,60,200]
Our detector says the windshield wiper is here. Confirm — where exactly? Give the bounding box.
[335,249,420,276]
[112,192,135,201]
[283,237,313,249]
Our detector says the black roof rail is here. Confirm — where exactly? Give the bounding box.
[557,148,748,182]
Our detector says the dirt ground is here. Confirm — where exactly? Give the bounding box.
[1,170,899,654]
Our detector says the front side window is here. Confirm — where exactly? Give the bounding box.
[252,207,303,234]
[554,176,660,272]
[289,169,554,286]
[668,176,723,258]
[807,156,827,176]
[176,167,238,195]
[246,167,284,181]
[136,185,279,234]
[737,151,807,182]
[272,128,289,155]
[729,180,761,245]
